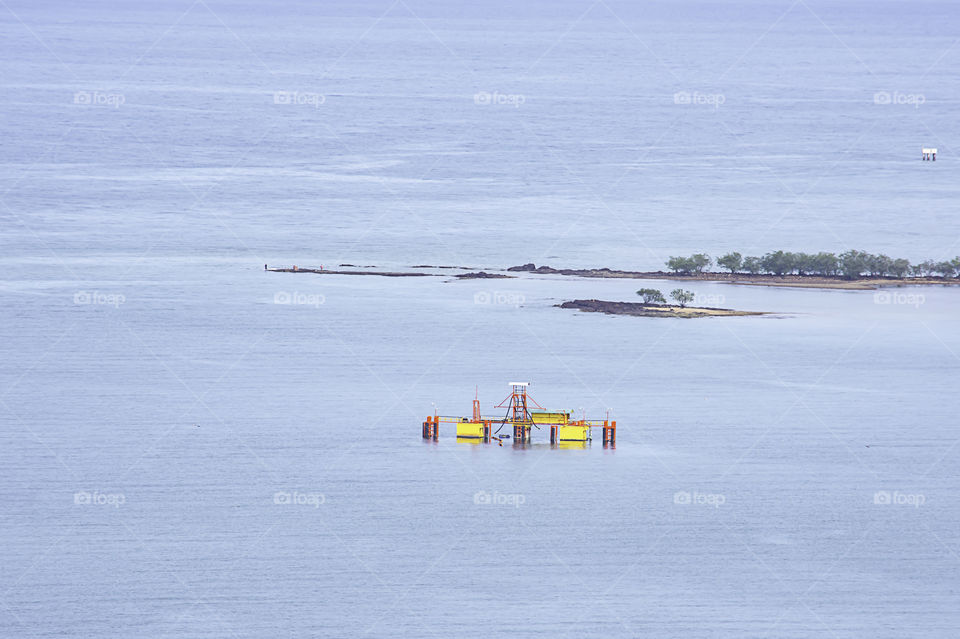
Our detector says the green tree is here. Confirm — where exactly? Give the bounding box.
[670,289,695,308]
[787,252,800,274]
[890,258,911,278]
[717,252,742,273]
[811,252,838,276]
[839,250,869,279]
[666,256,694,274]
[864,253,893,277]
[636,288,666,304]
[760,250,792,276]
[742,256,761,274]
[690,253,712,273]
[934,261,957,277]
[879,255,894,277]
[916,260,937,276]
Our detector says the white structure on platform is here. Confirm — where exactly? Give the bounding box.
[922,147,937,161]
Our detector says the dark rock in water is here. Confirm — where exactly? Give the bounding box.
[508,263,562,274]
[454,271,513,279]
[558,299,629,313]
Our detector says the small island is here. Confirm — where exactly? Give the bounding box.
[557,299,765,318]
[559,288,766,318]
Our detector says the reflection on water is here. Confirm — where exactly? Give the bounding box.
[554,441,589,450]
[455,437,589,449]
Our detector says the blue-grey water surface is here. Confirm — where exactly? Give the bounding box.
[2,1,959,637]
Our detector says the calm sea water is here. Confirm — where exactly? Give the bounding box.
[2,1,959,637]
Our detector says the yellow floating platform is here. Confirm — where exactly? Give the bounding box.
[455,421,486,439]
[556,424,589,442]
[423,382,616,447]
[532,411,569,424]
